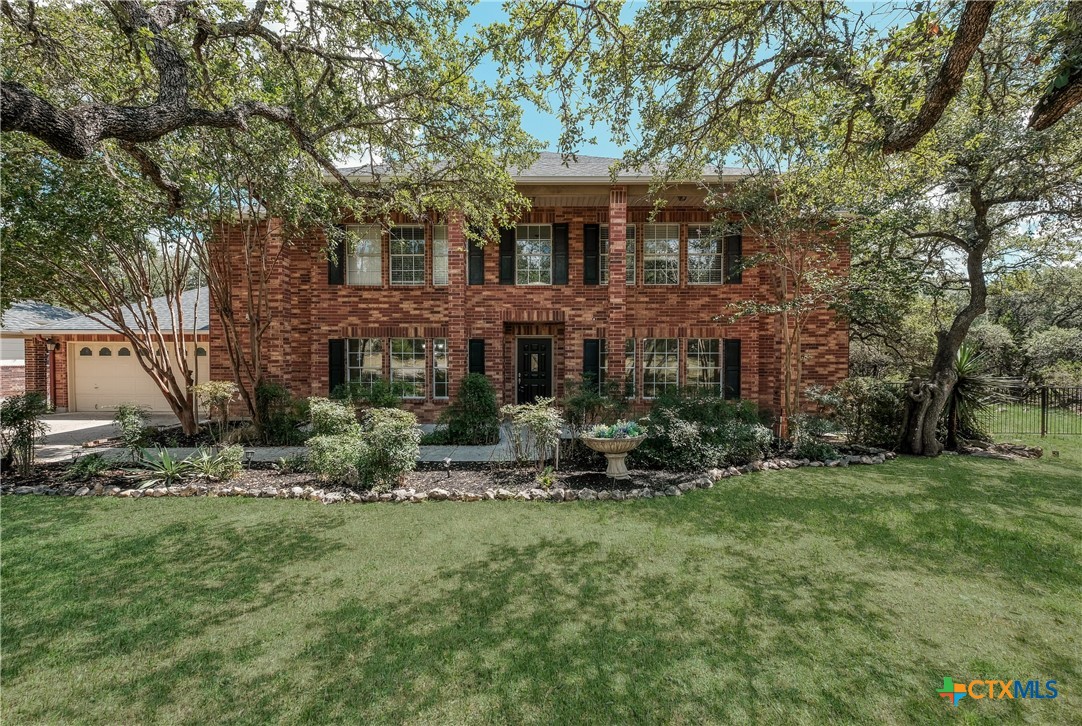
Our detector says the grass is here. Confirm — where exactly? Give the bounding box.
[2,436,1080,725]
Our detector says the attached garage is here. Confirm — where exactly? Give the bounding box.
[69,342,209,412]
[18,287,210,413]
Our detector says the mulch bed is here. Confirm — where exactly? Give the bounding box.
[0,459,702,501]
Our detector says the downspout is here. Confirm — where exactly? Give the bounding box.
[43,337,59,410]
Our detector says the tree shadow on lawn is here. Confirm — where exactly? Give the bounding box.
[280,538,903,725]
[1,499,347,704]
[623,456,1082,595]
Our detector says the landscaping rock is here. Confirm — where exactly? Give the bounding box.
[578,489,597,500]
[597,490,612,500]
[495,488,514,500]
[75,486,91,496]
[93,483,104,495]
[428,488,450,501]
[409,492,428,503]
[483,489,496,500]
[463,492,482,502]
[664,485,682,497]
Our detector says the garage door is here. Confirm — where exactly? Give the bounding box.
[70,342,210,412]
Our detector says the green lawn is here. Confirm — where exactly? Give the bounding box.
[3,438,1080,725]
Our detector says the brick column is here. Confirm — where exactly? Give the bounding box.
[446,212,468,398]
[607,186,628,379]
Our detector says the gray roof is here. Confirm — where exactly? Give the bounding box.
[1,301,78,333]
[19,287,209,334]
[339,152,752,183]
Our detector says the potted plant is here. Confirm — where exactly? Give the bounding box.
[580,420,646,479]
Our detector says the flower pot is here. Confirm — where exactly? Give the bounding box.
[580,435,646,480]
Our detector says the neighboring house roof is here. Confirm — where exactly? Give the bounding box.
[20,287,209,334]
[339,151,753,184]
[0,301,78,336]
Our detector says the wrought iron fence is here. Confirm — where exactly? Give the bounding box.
[979,386,1082,437]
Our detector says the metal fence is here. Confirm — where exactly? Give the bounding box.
[978,386,1082,437]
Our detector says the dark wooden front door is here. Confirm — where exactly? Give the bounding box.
[516,338,553,403]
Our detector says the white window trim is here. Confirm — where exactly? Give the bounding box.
[345,224,382,286]
[643,223,680,286]
[687,225,725,285]
[515,224,553,286]
[687,338,723,396]
[390,225,426,286]
[346,338,384,389]
[432,225,449,286]
[390,338,426,399]
[642,338,679,399]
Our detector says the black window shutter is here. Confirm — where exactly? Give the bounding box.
[583,224,600,285]
[553,223,569,285]
[724,232,743,284]
[328,227,346,285]
[329,339,346,394]
[499,228,515,284]
[583,339,601,390]
[723,339,742,399]
[468,238,484,285]
[468,339,486,375]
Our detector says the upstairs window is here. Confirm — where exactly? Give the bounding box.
[390,225,425,285]
[600,224,637,285]
[516,224,552,285]
[346,224,382,286]
[687,339,722,395]
[687,225,725,284]
[643,224,680,285]
[390,338,425,399]
[346,338,383,391]
[432,225,449,286]
[642,338,678,398]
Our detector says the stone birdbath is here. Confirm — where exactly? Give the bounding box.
[580,422,647,480]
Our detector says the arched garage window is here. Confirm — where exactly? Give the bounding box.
[98,347,112,356]
[79,347,92,356]
[196,347,207,357]
[118,347,131,356]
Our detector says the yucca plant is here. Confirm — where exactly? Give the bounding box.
[945,343,1012,450]
[129,448,194,489]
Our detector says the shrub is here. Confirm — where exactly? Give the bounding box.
[306,434,361,484]
[439,373,500,445]
[132,448,194,488]
[501,397,564,470]
[62,453,115,482]
[274,454,308,474]
[191,381,238,443]
[113,404,150,461]
[332,379,409,409]
[1,391,49,476]
[789,414,838,462]
[190,445,245,481]
[257,380,309,445]
[308,397,360,437]
[1038,360,1082,386]
[807,378,904,449]
[1024,326,1082,374]
[561,376,628,436]
[632,388,771,470]
[357,408,421,489]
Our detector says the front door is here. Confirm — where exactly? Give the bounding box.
[516,338,552,403]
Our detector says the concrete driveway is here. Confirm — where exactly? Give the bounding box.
[37,412,178,462]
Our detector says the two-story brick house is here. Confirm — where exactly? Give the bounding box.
[210,153,849,423]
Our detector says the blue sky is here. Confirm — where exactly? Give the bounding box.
[460,1,906,159]
[464,0,639,158]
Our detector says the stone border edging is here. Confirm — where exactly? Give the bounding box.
[3,450,896,504]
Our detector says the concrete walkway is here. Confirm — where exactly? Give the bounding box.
[36,413,516,464]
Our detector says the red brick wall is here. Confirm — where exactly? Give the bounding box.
[1,365,25,397]
[209,193,850,423]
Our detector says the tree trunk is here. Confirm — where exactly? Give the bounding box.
[900,243,987,455]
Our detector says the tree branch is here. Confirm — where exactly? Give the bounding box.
[882,1,996,154]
